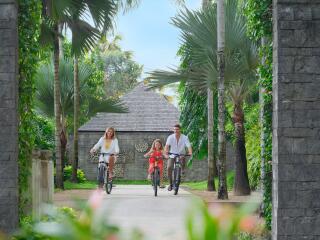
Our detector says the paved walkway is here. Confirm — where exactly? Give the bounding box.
[54,186,262,239]
[54,185,195,240]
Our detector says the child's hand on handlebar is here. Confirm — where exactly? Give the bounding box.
[90,148,96,155]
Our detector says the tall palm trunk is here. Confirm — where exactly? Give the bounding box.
[54,24,64,189]
[207,88,216,191]
[202,0,216,192]
[60,116,67,167]
[72,57,79,182]
[217,0,228,199]
[233,102,250,195]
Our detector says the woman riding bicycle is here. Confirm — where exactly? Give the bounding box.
[144,139,165,188]
[90,127,119,180]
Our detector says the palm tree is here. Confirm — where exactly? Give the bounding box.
[35,58,126,177]
[229,83,251,195]
[70,1,143,182]
[40,0,117,188]
[147,0,258,198]
[202,0,216,192]
[217,0,228,199]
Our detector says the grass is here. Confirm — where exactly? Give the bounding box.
[62,179,151,190]
[183,171,235,191]
[64,180,97,190]
[62,172,235,191]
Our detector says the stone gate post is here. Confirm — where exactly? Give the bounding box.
[273,0,320,239]
[0,0,18,233]
[32,150,54,220]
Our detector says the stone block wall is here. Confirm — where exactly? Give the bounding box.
[78,131,236,182]
[273,1,320,239]
[0,0,18,233]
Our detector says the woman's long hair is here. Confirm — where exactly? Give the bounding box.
[104,127,116,139]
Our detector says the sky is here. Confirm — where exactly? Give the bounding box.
[114,0,202,78]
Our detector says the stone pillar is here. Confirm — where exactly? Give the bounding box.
[32,150,54,220]
[0,0,18,233]
[273,1,320,239]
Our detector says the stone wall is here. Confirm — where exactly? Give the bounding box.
[78,131,236,182]
[273,1,320,239]
[0,0,18,233]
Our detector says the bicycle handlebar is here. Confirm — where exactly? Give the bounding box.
[168,152,191,157]
[97,152,118,156]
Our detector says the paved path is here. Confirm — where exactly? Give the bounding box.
[54,185,195,240]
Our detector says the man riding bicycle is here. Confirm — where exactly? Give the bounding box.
[164,124,192,191]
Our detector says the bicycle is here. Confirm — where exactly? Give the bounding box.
[96,152,116,194]
[151,156,162,197]
[168,152,190,195]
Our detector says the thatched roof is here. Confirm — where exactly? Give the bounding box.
[79,83,180,132]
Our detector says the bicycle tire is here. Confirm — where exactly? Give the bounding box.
[105,170,112,194]
[98,165,105,188]
[173,167,181,195]
[153,169,160,196]
[151,171,157,196]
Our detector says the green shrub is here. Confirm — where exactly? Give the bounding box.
[244,104,261,190]
[13,192,138,240]
[63,165,87,183]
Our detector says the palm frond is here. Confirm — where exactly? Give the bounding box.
[66,18,101,56]
[147,0,258,92]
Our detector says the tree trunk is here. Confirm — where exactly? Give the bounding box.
[217,0,228,200]
[207,88,216,191]
[60,126,67,167]
[58,23,63,57]
[71,57,79,182]
[233,103,250,195]
[202,0,216,192]
[54,24,64,189]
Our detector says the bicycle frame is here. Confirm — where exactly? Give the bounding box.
[168,152,190,195]
[96,152,116,194]
[151,157,162,197]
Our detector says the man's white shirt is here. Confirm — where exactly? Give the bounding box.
[166,134,191,158]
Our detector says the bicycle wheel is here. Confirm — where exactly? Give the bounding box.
[173,167,181,195]
[152,171,158,197]
[105,170,112,194]
[98,166,105,189]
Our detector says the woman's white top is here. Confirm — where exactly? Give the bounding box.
[92,137,119,163]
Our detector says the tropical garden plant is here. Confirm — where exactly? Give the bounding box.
[147,0,258,197]
[35,58,127,172]
[40,0,117,188]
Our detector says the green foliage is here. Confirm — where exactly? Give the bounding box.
[243,0,272,41]
[16,207,76,240]
[17,0,42,218]
[35,57,127,133]
[63,165,87,183]
[104,50,142,98]
[186,200,261,240]
[178,83,209,161]
[243,0,272,229]
[33,114,55,150]
[14,192,143,240]
[184,171,235,191]
[244,104,261,190]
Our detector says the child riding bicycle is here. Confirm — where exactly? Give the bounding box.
[144,139,165,188]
